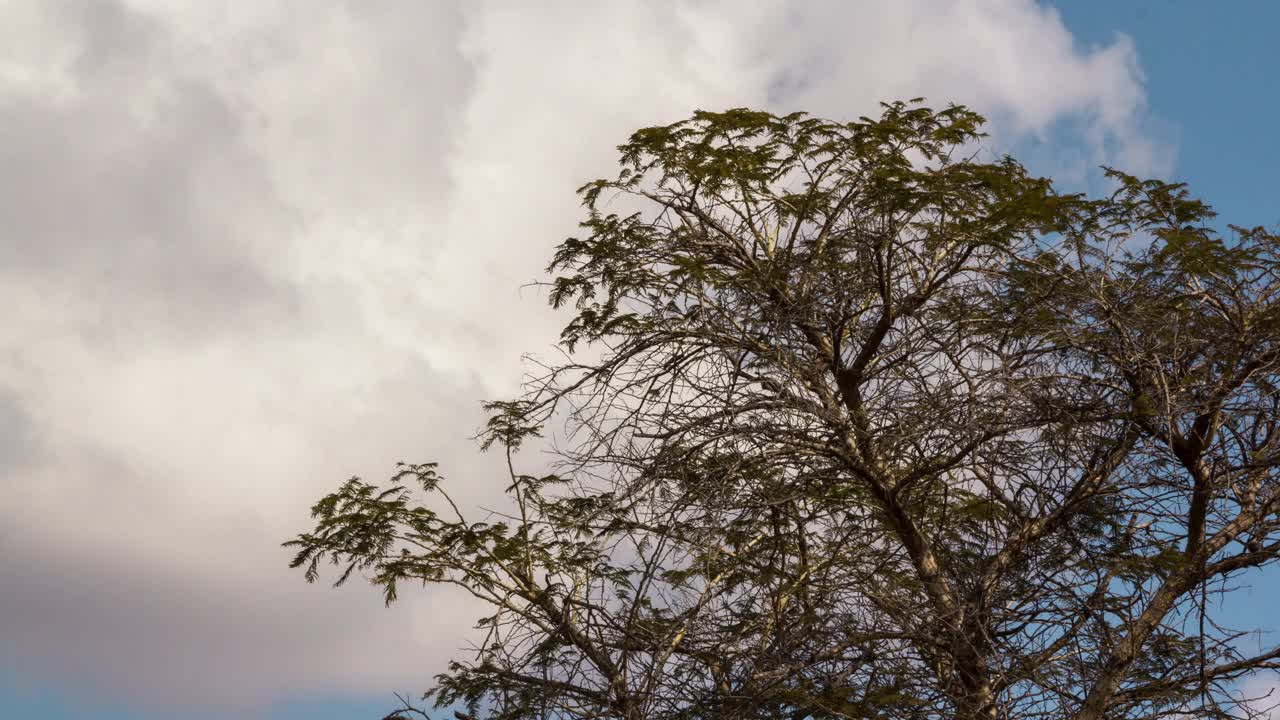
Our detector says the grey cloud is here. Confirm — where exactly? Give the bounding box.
[0,89,292,334]
[0,346,500,710]
[0,0,482,709]
[0,533,475,714]
[0,389,37,471]
[0,1,294,336]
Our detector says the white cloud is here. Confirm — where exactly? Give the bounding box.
[1242,672,1280,719]
[0,0,1168,712]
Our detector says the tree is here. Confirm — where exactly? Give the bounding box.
[287,100,1280,720]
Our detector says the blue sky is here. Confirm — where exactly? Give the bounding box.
[1057,0,1280,677]
[1058,2,1280,228]
[1,2,1277,719]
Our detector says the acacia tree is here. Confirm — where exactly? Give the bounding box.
[288,101,1280,720]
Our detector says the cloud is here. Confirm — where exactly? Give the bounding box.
[1242,672,1280,719]
[0,0,1169,712]
[753,0,1165,178]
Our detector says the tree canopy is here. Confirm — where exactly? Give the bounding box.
[288,100,1280,720]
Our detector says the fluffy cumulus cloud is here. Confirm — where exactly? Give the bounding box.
[0,0,1168,713]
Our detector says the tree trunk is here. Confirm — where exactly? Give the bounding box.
[953,612,999,720]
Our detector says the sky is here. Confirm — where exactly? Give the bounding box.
[0,1,1276,719]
